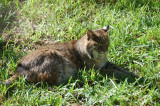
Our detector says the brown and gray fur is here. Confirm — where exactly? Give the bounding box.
[0,26,111,86]
[0,26,140,87]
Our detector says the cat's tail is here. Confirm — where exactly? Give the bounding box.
[0,74,19,87]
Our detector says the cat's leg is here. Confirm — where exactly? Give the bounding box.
[103,62,157,88]
[100,69,139,83]
[100,62,144,83]
[105,62,139,78]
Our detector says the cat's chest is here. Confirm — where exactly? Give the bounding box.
[85,50,108,69]
[93,58,108,69]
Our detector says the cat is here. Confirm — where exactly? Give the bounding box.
[0,26,110,86]
[0,25,139,87]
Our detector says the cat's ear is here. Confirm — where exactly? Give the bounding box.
[102,25,109,32]
[87,30,95,40]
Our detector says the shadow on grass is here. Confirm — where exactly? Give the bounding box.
[100,62,159,89]
[0,1,16,36]
[0,1,18,54]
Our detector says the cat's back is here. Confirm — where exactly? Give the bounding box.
[15,40,79,85]
[17,40,79,68]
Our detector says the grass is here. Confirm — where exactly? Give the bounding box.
[0,0,160,105]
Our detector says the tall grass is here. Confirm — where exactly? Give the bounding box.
[0,0,160,105]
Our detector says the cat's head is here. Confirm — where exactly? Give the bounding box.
[86,25,110,59]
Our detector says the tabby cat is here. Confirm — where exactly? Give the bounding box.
[0,26,139,86]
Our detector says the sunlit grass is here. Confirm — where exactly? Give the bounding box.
[0,0,160,105]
